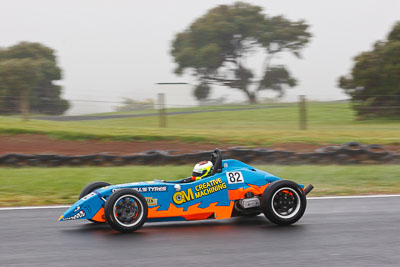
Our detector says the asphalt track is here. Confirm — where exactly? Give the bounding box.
[1,196,399,266]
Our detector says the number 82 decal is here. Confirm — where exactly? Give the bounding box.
[226,171,244,184]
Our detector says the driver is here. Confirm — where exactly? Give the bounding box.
[191,160,213,181]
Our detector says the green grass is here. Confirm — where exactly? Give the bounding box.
[0,102,399,145]
[1,165,399,206]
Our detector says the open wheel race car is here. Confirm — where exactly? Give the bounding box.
[59,149,313,233]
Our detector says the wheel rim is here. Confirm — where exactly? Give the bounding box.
[113,194,144,227]
[271,187,301,219]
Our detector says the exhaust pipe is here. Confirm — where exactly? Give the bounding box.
[304,184,314,195]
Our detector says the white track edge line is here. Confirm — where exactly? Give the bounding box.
[0,205,70,211]
[308,194,400,200]
[0,194,400,211]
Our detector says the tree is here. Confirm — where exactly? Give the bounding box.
[171,2,311,103]
[339,22,400,117]
[0,59,40,120]
[193,82,211,101]
[0,42,69,116]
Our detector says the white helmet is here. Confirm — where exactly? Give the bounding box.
[192,160,213,181]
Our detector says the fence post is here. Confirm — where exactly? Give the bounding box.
[299,95,307,130]
[20,87,30,121]
[158,93,167,128]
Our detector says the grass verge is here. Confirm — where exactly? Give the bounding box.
[1,102,400,145]
[1,165,399,206]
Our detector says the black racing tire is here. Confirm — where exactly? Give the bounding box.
[79,181,110,223]
[261,180,306,226]
[104,189,148,233]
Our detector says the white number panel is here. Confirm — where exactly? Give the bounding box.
[226,171,244,184]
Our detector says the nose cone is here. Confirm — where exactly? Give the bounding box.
[59,187,108,222]
[59,204,86,221]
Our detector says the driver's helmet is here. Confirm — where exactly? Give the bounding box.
[192,160,213,181]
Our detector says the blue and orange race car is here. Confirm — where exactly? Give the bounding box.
[59,149,313,232]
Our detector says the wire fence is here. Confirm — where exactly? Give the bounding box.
[0,94,399,130]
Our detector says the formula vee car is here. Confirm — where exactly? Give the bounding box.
[59,149,313,232]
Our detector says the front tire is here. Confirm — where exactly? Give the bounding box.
[261,180,306,225]
[79,181,110,223]
[104,189,148,233]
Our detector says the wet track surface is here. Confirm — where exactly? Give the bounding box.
[1,196,399,266]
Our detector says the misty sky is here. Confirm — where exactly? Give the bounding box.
[1,0,400,114]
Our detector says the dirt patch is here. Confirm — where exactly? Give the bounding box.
[0,134,233,155]
[0,134,399,155]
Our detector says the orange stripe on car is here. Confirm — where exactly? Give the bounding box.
[148,201,235,220]
[91,207,106,222]
[228,183,269,200]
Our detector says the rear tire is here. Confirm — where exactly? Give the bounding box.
[261,180,306,226]
[104,189,148,233]
[79,181,110,223]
